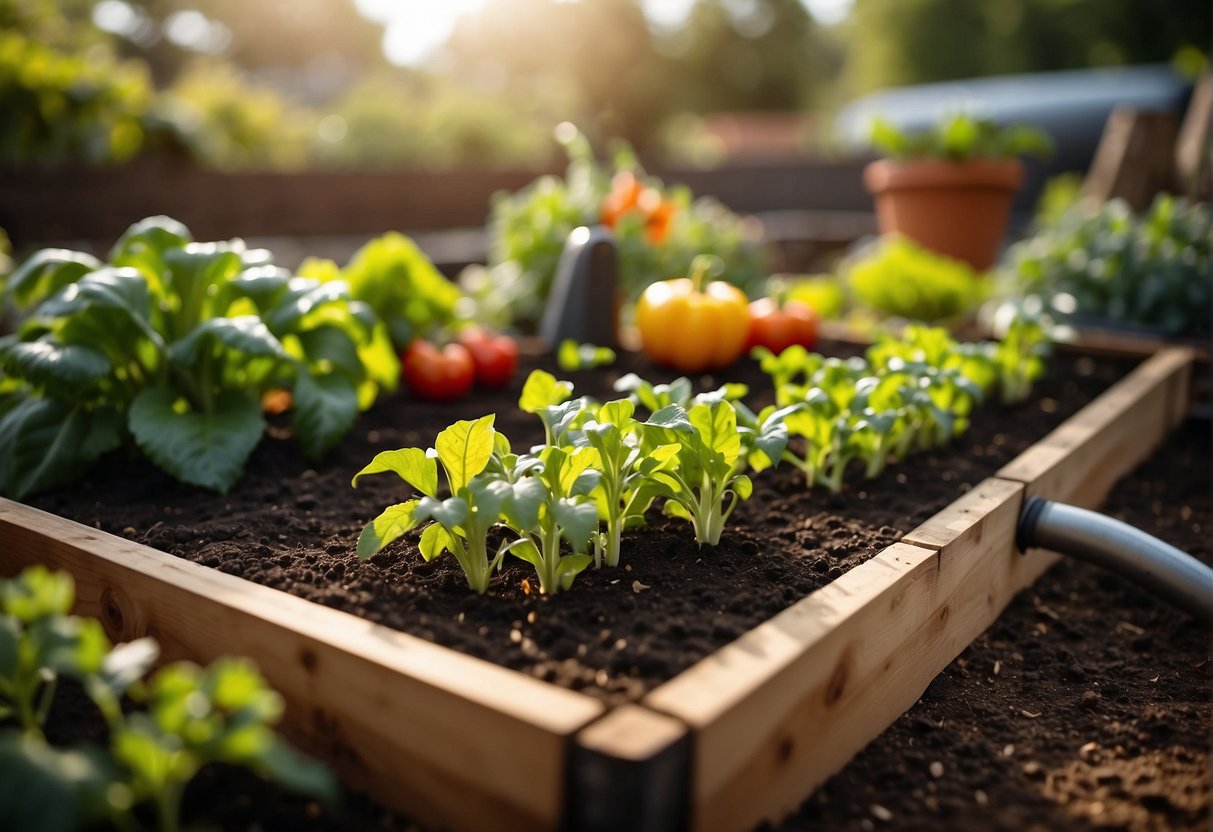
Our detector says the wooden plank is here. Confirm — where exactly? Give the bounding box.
[1174,71,1212,200]
[643,495,1056,832]
[0,499,604,832]
[1082,107,1180,212]
[997,347,1193,505]
[569,704,691,832]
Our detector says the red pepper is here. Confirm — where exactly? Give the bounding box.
[457,326,519,389]
[401,339,475,402]
[746,297,820,355]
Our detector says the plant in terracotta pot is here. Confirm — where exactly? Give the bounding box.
[863,115,1052,271]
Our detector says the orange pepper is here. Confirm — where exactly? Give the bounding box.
[635,256,750,373]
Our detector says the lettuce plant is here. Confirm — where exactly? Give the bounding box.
[637,398,781,546]
[354,415,527,594]
[757,322,1048,493]
[580,399,680,568]
[0,216,398,496]
[497,444,600,593]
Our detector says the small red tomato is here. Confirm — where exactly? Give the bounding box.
[457,326,519,389]
[401,339,475,402]
[747,297,819,355]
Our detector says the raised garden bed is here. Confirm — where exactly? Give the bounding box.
[0,341,1193,831]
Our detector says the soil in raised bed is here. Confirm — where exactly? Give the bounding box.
[29,343,1136,704]
[30,408,1209,832]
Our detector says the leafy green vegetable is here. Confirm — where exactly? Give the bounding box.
[870,114,1053,162]
[845,236,989,321]
[557,339,617,371]
[756,321,1049,492]
[354,415,527,593]
[635,398,782,546]
[0,565,334,832]
[0,217,398,496]
[298,231,461,347]
[1001,194,1211,337]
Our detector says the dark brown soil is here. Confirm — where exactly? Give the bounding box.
[29,344,1132,705]
[32,413,1210,832]
[773,417,1212,832]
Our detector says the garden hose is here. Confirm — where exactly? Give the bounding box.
[1018,497,1213,625]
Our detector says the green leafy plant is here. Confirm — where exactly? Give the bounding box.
[0,566,333,832]
[869,114,1053,162]
[0,31,151,165]
[1002,193,1211,337]
[557,339,617,371]
[755,322,1048,492]
[0,216,398,497]
[113,658,335,832]
[462,124,767,330]
[579,399,679,568]
[496,444,600,593]
[299,231,462,348]
[845,236,990,320]
[637,397,784,546]
[354,415,519,593]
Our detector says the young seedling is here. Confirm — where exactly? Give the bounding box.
[518,368,587,447]
[498,444,601,593]
[354,414,520,594]
[580,398,680,567]
[638,398,780,546]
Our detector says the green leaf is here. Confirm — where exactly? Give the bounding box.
[5,249,102,308]
[519,369,573,413]
[351,447,438,496]
[0,399,119,499]
[264,279,351,334]
[557,553,593,581]
[416,496,470,529]
[646,404,693,433]
[37,268,154,337]
[95,637,159,699]
[418,523,454,562]
[597,398,635,426]
[0,340,111,393]
[435,415,495,495]
[0,566,74,622]
[166,317,287,367]
[256,737,338,803]
[689,401,741,466]
[553,499,600,553]
[109,215,192,263]
[0,734,118,832]
[128,387,265,493]
[296,324,363,378]
[557,340,616,371]
[501,477,544,530]
[505,538,543,569]
[291,371,359,459]
[356,500,420,560]
[0,616,18,679]
[162,244,243,319]
[730,475,754,501]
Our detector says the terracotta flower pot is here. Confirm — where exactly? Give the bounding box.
[863,158,1024,272]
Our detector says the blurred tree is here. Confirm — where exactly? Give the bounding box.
[445,0,675,150]
[662,0,841,113]
[844,0,1212,94]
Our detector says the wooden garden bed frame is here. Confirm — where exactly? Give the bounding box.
[0,345,1193,832]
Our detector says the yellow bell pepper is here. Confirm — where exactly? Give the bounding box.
[635,256,750,373]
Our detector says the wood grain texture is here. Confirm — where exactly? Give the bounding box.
[997,347,1193,506]
[0,499,603,832]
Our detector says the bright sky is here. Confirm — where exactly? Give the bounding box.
[354,0,854,67]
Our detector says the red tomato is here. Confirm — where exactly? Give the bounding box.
[401,340,475,402]
[457,327,519,389]
[746,298,820,354]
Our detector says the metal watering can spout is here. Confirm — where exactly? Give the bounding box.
[539,225,620,349]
